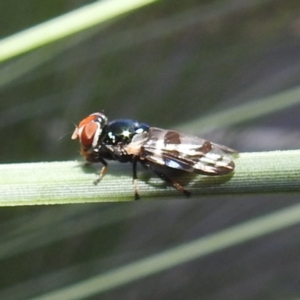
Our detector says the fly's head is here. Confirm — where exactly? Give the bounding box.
[72,112,108,159]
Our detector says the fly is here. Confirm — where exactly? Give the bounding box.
[72,112,237,200]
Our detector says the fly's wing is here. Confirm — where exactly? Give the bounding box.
[140,127,236,175]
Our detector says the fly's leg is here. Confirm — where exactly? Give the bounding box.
[132,158,140,200]
[154,170,191,197]
[93,158,108,185]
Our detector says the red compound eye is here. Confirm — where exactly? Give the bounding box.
[72,115,98,139]
[78,115,97,128]
[80,122,98,148]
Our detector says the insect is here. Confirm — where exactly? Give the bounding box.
[72,112,236,200]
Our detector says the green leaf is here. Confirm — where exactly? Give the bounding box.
[0,0,157,62]
[1,150,300,205]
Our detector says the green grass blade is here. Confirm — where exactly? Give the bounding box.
[0,150,300,205]
[0,0,157,62]
[177,87,300,133]
[28,202,300,300]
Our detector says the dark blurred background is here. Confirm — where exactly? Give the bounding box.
[1,0,300,299]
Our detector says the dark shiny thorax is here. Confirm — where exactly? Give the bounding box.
[93,119,149,163]
[101,119,149,146]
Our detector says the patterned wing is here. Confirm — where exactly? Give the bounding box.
[139,127,236,175]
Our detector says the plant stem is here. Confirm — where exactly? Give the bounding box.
[0,150,299,206]
[0,0,156,62]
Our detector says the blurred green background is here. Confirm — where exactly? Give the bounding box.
[1,0,300,299]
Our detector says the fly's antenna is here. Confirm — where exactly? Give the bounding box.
[58,121,77,141]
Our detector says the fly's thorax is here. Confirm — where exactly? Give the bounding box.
[102,119,149,146]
